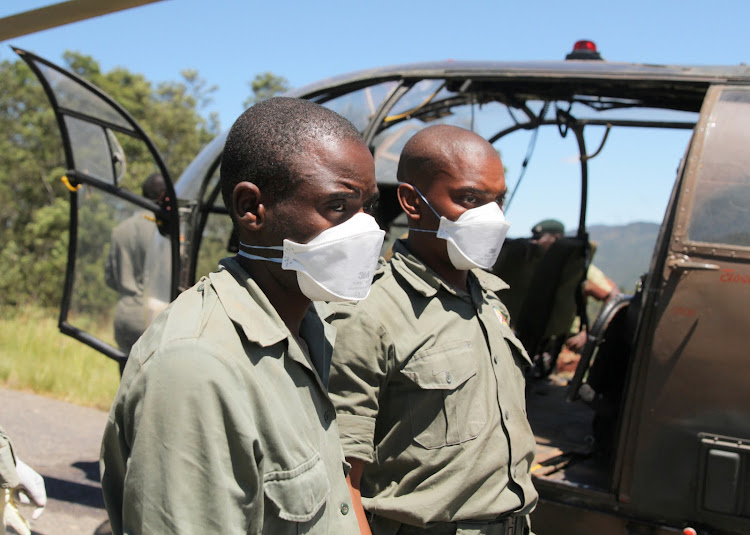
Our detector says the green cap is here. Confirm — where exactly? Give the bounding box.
[531,219,565,237]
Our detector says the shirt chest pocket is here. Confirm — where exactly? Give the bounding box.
[401,341,488,449]
[497,324,533,406]
[263,454,331,532]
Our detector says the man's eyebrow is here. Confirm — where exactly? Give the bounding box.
[455,186,487,195]
[327,185,380,202]
[329,191,360,199]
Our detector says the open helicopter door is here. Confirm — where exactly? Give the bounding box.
[615,85,750,532]
[14,48,180,364]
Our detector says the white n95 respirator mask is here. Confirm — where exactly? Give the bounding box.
[411,187,511,270]
[238,212,385,302]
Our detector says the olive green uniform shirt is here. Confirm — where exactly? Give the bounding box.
[329,241,538,529]
[100,258,358,535]
[105,212,159,352]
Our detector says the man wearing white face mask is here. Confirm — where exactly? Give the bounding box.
[329,124,538,535]
[100,97,383,535]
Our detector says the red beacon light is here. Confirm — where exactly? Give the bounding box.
[566,40,603,61]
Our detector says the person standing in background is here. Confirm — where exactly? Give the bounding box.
[105,172,168,375]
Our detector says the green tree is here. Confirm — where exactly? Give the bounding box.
[0,52,219,309]
[243,72,290,108]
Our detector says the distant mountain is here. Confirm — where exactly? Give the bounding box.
[585,222,660,293]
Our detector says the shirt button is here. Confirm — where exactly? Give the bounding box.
[513,468,518,478]
[324,410,334,423]
[493,355,498,364]
[340,503,350,515]
[445,372,452,384]
[505,410,510,420]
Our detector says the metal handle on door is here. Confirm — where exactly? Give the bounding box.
[666,255,720,271]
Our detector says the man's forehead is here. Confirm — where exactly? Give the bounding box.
[288,138,375,190]
[403,136,501,183]
[303,135,370,160]
[428,154,504,190]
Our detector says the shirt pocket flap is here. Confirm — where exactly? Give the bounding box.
[263,454,330,522]
[402,341,476,390]
[499,325,533,367]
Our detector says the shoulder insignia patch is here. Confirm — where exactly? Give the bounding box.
[493,306,509,327]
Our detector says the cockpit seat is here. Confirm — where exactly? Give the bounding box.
[493,236,589,372]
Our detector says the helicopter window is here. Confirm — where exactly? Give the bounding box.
[381,79,465,126]
[205,170,222,209]
[65,116,117,184]
[191,163,234,282]
[194,212,235,280]
[686,89,750,248]
[372,101,510,186]
[372,120,414,185]
[492,102,695,243]
[63,177,172,358]
[36,61,132,132]
[320,81,398,132]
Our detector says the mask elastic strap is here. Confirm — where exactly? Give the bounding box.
[238,242,284,264]
[409,185,441,234]
[412,186,442,219]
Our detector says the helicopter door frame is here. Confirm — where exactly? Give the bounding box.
[14,47,180,361]
[615,84,750,532]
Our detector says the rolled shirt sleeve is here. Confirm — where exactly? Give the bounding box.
[328,304,395,464]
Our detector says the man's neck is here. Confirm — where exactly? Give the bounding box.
[403,237,469,292]
[237,256,310,336]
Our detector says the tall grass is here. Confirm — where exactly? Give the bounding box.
[0,306,120,411]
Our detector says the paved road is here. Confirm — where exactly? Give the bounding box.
[1,387,111,535]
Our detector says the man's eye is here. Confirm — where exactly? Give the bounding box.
[363,198,379,215]
[330,201,346,212]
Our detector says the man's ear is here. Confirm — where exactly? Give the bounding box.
[233,181,265,231]
[397,183,421,223]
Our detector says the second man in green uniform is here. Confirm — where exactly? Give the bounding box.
[329,124,538,535]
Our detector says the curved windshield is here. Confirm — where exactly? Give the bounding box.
[321,81,398,132]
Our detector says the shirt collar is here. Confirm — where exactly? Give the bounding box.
[210,258,288,347]
[390,239,509,297]
[209,258,335,384]
[471,265,510,292]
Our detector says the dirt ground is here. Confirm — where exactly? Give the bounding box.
[1,387,111,535]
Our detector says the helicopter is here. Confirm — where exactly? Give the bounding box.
[14,40,750,534]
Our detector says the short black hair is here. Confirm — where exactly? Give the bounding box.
[142,173,165,201]
[220,97,363,217]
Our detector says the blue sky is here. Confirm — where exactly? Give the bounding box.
[1,0,748,234]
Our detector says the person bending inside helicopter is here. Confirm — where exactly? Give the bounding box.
[529,219,620,357]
